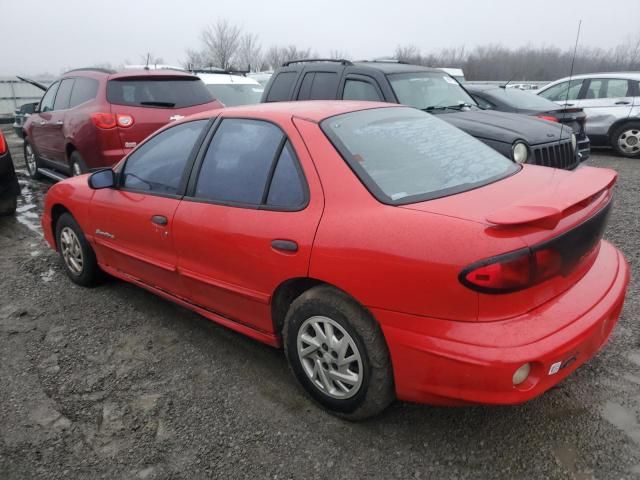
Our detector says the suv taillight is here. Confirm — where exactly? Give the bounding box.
[0,131,6,155]
[460,247,564,294]
[91,112,134,129]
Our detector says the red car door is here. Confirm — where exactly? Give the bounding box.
[172,116,324,335]
[46,78,75,165]
[87,119,210,296]
[29,81,59,160]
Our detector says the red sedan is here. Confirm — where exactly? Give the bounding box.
[41,101,630,420]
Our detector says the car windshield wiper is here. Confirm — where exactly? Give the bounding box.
[139,101,176,107]
[444,103,477,110]
[421,106,453,112]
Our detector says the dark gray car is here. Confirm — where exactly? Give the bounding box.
[262,60,579,169]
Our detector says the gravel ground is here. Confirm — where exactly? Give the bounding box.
[1,125,639,480]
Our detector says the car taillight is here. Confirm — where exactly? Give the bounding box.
[536,115,559,123]
[0,131,6,155]
[460,247,563,293]
[91,112,134,129]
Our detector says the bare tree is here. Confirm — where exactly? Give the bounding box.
[201,19,242,69]
[329,49,350,60]
[264,45,313,69]
[237,33,263,71]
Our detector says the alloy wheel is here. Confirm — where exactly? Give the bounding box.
[618,129,640,155]
[296,315,363,399]
[60,227,84,275]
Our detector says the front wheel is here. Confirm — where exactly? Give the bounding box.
[23,140,42,179]
[283,285,395,420]
[55,213,99,286]
[611,122,640,158]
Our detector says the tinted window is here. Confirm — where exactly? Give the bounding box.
[483,88,559,110]
[266,72,297,102]
[309,72,339,100]
[205,84,263,106]
[343,80,382,101]
[53,79,74,110]
[297,73,315,100]
[267,142,305,208]
[69,77,99,107]
[195,119,284,205]
[539,80,583,102]
[123,120,207,194]
[107,78,213,108]
[39,82,59,112]
[322,107,518,205]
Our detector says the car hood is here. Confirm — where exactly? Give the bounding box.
[437,109,570,146]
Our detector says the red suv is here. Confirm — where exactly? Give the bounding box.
[23,68,222,180]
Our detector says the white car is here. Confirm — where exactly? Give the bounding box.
[196,72,264,107]
[247,71,273,87]
[537,72,640,157]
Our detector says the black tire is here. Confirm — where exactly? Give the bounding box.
[0,195,17,216]
[23,139,42,179]
[611,121,640,158]
[55,213,99,287]
[69,150,88,176]
[283,285,395,420]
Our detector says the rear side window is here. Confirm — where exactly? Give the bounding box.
[107,77,213,108]
[584,79,630,99]
[53,79,74,110]
[195,119,284,205]
[69,78,99,107]
[265,72,297,102]
[307,72,339,100]
[343,80,382,101]
[322,107,518,205]
[266,141,306,208]
[122,120,208,195]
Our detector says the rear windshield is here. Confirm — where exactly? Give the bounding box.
[206,84,263,107]
[486,88,560,110]
[107,77,214,108]
[321,107,519,205]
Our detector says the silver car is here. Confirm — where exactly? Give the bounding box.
[536,72,640,158]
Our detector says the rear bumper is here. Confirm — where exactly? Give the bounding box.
[375,241,629,406]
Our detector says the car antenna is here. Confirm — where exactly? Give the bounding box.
[144,53,151,71]
[559,20,582,152]
[500,77,515,89]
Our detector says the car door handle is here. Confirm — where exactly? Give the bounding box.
[151,215,168,226]
[39,120,47,125]
[55,120,63,125]
[271,239,298,252]
[615,101,631,105]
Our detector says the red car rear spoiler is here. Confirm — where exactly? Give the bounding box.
[486,167,617,229]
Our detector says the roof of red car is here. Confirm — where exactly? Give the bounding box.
[185,100,396,124]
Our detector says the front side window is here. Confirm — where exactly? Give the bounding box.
[539,80,583,102]
[39,82,59,112]
[122,120,208,195]
[53,79,75,110]
[343,80,382,101]
[107,77,213,108]
[195,119,284,205]
[322,107,518,205]
[388,72,476,110]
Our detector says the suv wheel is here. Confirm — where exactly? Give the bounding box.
[55,213,99,286]
[24,140,42,179]
[611,122,640,158]
[283,285,395,420]
[70,151,87,176]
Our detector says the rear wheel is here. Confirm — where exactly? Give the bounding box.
[611,122,640,158]
[24,140,42,179]
[283,285,395,420]
[55,213,99,286]
[69,151,87,176]
[0,195,17,216]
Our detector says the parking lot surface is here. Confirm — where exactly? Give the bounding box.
[1,125,639,480]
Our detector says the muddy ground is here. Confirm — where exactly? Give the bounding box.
[1,125,639,480]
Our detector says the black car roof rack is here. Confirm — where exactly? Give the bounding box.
[64,67,116,74]
[357,58,409,64]
[189,67,249,76]
[282,58,353,67]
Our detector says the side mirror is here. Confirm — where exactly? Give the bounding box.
[88,169,115,189]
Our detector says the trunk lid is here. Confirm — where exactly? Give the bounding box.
[401,165,617,320]
[107,75,222,151]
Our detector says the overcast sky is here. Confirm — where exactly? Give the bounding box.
[2,0,638,76]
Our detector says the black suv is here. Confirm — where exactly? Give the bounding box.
[262,60,580,169]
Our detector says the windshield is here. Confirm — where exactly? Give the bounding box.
[321,107,518,205]
[206,84,263,106]
[488,88,560,110]
[107,77,214,108]
[388,72,476,110]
